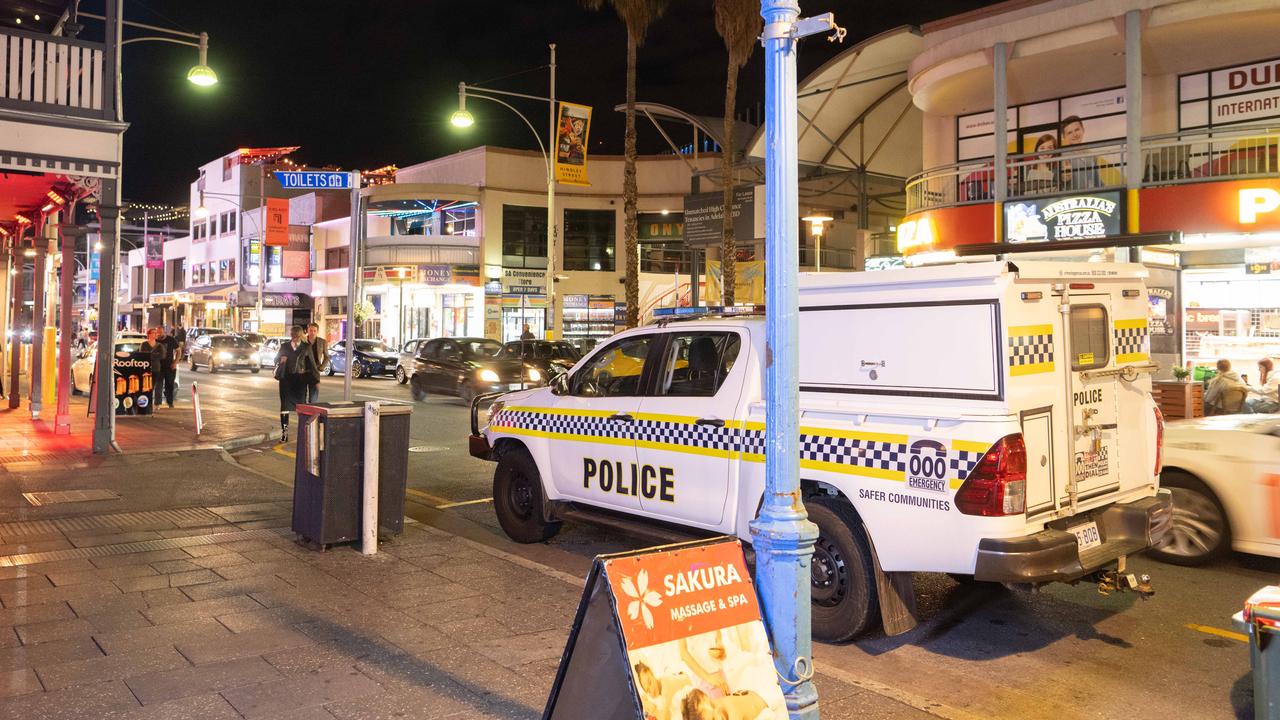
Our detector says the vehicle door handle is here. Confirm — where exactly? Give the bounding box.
[608,413,635,423]
[1097,423,1118,430]
[695,417,725,427]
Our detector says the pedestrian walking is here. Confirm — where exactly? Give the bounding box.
[305,323,328,403]
[158,327,180,408]
[274,325,317,443]
[175,323,187,359]
[520,323,535,340]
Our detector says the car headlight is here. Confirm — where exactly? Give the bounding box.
[479,369,500,383]
[217,351,233,360]
[527,368,541,382]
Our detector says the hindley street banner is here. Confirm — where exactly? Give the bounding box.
[555,101,592,186]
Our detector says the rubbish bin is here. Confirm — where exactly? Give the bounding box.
[1236,585,1280,719]
[291,401,412,547]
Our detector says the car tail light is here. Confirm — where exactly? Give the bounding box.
[955,434,1027,516]
[1153,405,1165,476]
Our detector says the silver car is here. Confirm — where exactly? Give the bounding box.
[187,334,261,373]
[395,338,431,384]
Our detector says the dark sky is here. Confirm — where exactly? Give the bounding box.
[113,0,1000,203]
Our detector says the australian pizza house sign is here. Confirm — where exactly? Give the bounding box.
[1005,191,1124,243]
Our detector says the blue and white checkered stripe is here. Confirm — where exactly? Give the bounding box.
[1009,334,1053,367]
[948,450,982,481]
[1114,325,1149,360]
[800,436,905,473]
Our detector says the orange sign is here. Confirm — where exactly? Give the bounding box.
[898,203,994,255]
[1140,178,1280,234]
[265,197,290,247]
[605,540,762,651]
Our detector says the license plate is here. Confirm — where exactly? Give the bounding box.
[1068,521,1102,551]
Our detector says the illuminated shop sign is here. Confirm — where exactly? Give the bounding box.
[1004,191,1124,243]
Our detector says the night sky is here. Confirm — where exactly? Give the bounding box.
[113,0,1000,203]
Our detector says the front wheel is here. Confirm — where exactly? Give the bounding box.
[806,497,880,642]
[327,364,335,377]
[250,367,260,374]
[189,358,197,372]
[1147,471,1229,566]
[493,450,561,543]
[411,383,427,402]
[395,367,408,384]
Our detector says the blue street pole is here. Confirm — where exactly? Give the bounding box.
[750,0,820,717]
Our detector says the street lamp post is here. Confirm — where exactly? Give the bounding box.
[752,3,844,718]
[451,44,557,340]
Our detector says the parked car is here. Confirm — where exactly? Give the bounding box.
[256,336,291,368]
[188,334,261,373]
[395,338,431,384]
[410,337,538,404]
[71,333,147,394]
[328,340,399,379]
[499,340,581,382]
[1148,415,1280,565]
[237,332,268,350]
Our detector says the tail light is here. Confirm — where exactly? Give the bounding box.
[1153,405,1165,476]
[955,434,1027,516]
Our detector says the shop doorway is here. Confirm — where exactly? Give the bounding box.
[503,307,544,342]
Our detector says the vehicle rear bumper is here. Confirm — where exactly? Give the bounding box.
[973,490,1172,584]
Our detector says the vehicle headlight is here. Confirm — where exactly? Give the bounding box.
[527,368,542,382]
[217,351,233,360]
[479,369,500,383]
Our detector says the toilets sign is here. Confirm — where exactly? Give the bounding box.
[272,171,353,190]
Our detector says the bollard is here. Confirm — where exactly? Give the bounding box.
[41,326,56,412]
[361,401,380,556]
[191,381,203,435]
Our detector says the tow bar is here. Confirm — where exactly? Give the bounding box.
[1094,555,1154,599]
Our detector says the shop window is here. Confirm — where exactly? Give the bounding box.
[502,205,548,269]
[563,209,615,272]
[443,206,477,236]
[640,242,687,273]
[325,247,349,270]
[1069,305,1109,370]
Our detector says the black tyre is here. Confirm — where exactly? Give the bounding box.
[806,497,880,642]
[327,365,335,377]
[189,358,197,371]
[411,384,427,401]
[1147,470,1230,566]
[493,449,561,543]
[250,367,260,374]
[208,362,218,374]
[395,367,408,384]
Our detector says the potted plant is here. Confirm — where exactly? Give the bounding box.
[1172,366,1191,382]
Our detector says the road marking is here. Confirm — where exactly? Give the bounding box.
[405,487,454,506]
[1186,623,1248,643]
[434,497,493,509]
[272,444,295,459]
[355,394,414,404]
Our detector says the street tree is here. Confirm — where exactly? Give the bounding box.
[713,0,761,307]
[582,0,671,327]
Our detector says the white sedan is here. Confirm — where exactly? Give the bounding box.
[71,333,147,394]
[1149,415,1280,565]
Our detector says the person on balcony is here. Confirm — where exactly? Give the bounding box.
[1058,116,1101,191]
[1022,134,1059,194]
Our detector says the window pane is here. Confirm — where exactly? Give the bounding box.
[573,336,652,397]
[563,209,615,271]
[502,205,548,269]
[1069,305,1109,370]
[658,333,741,397]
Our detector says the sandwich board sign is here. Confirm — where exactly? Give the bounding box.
[543,537,788,720]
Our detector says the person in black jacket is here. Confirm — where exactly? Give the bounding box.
[274,325,317,442]
[140,328,167,410]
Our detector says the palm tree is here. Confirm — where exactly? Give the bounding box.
[582,0,670,327]
[713,0,761,307]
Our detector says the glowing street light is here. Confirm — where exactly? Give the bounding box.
[450,88,475,127]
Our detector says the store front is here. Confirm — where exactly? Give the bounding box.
[231,291,311,336]
[361,264,483,346]
[560,294,616,352]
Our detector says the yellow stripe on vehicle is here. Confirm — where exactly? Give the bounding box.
[952,439,991,454]
[503,406,620,418]
[1116,352,1150,363]
[801,458,906,482]
[1009,323,1054,336]
[1114,318,1149,330]
[1011,361,1055,376]
[489,425,637,449]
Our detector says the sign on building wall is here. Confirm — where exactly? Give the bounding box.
[555,102,593,186]
[1004,191,1125,243]
[144,235,163,270]
[421,265,452,286]
[265,198,290,246]
[683,187,755,248]
[282,225,310,279]
[1180,56,1280,130]
[957,87,1126,161]
[502,267,546,296]
[637,213,684,241]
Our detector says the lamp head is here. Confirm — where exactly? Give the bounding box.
[187,65,218,87]
[450,109,475,128]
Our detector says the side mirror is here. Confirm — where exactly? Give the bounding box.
[551,373,570,396]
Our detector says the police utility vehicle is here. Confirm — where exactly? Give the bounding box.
[469,261,1172,640]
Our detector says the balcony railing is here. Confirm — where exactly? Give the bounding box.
[0,26,110,119]
[906,123,1280,214]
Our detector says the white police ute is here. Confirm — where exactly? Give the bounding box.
[469,261,1172,641]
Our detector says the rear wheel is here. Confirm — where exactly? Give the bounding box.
[411,383,427,401]
[806,497,880,642]
[208,361,218,374]
[493,450,560,543]
[1147,471,1229,566]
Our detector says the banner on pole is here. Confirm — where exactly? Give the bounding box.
[542,538,787,719]
[144,234,163,270]
[555,102,592,186]
[265,198,290,247]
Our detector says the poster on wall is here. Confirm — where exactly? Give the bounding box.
[542,538,788,719]
[144,234,163,270]
[1180,56,1280,130]
[555,102,593,186]
[684,187,755,247]
[1004,191,1124,243]
[265,197,290,246]
[705,260,764,305]
[958,87,1126,161]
